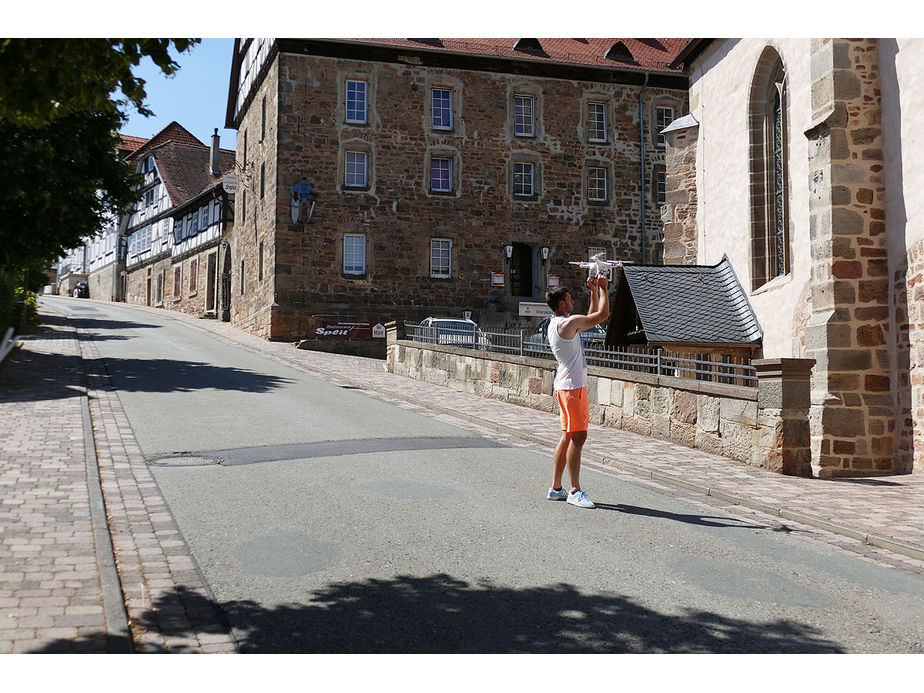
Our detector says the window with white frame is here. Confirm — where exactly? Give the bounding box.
[344,151,368,188]
[514,162,535,197]
[588,246,606,261]
[430,239,452,278]
[432,88,452,130]
[188,211,199,236]
[430,157,452,193]
[656,106,675,147]
[588,102,607,142]
[588,166,608,202]
[514,95,534,136]
[656,169,667,207]
[346,80,368,124]
[200,205,209,229]
[343,234,366,274]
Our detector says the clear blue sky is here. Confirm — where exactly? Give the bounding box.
[121,38,238,151]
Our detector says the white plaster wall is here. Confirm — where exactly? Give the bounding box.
[687,39,814,358]
[881,39,924,268]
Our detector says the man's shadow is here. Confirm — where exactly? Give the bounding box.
[593,502,772,529]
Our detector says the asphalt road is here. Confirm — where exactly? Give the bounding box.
[54,298,924,653]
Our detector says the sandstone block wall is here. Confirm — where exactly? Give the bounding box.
[236,51,686,338]
[387,337,812,475]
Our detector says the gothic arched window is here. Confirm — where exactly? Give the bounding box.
[748,47,791,289]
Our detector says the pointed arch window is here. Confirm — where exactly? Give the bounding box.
[749,48,790,289]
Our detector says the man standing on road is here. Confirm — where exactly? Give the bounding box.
[545,274,610,509]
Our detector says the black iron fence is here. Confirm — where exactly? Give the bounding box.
[403,321,757,387]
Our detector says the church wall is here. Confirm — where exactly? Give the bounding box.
[685,39,814,359]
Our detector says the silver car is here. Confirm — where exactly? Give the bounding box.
[418,317,491,349]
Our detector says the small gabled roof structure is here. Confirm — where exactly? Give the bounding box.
[605,255,763,349]
[126,121,204,162]
[149,141,235,209]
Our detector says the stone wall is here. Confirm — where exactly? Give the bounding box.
[235,50,686,339]
[896,238,924,473]
[661,122,699,265]
[87,263,116,302]
[387,325,814,476]
[804,38,896,476]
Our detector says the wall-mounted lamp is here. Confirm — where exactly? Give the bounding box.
[540,246,549,260]
[504,244,513,258]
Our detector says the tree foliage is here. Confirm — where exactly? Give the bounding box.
[0,38,199,275]
[0,38,199,128]
[0,108,141,269]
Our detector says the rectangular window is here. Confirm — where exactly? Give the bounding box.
[432,88,452,130]
[656,106,675,147]
[514,95,534,136]
[514,162,534,197]
[155,271,164,305]
[588,102,607,142]
[200,206,210,229]
[588,167,608,202]
[145,188,156,207]
[656,169,667,206]
[258,241,264,282]
[173,267,181,299]
[189,258,198,293]
[260,161,265,199]
[243,129,248,169]
[261,95,266,140]
[588,246,607,261]
[345,151,368,188]
[240,259,245,295]
[430,158,452,193]
[346,80,368,124]
[173,218,183,244]
[188,212,198,236]
[343,234,366,274]
[430,239,452,279]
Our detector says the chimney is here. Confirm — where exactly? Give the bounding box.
[210,128,220,176]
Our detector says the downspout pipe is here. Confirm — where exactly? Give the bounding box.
[638,71,650,264]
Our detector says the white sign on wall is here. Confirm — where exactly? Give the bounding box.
[519,301,553,318]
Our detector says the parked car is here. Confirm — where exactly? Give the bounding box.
[525,317,607,353]
[73,281,89,298]
[418,317,491,349]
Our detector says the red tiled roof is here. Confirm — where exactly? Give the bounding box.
[119,134,149,155]
[128,121,205,161]
[149,141,236,208]
[338,38,691,72]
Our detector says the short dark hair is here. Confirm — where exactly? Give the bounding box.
[546,286,570,311]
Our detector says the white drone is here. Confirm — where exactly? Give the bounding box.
[569,253,628,278]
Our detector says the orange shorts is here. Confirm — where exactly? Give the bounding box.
[556,387,589,433]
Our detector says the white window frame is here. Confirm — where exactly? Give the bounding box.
[344,151,368,188]
[200,205,210,229]
[656,106,675,148]
[588,166,608,202]
[432,88,453,130]
[430,238,452,279]
[343,234,366,275]
[514,162,535,197]
[430,157,452,193]
[514,94,535,137]
[346,80,368,124]
[588,101,607,143]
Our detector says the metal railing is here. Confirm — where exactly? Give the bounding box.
[403,322,757,387]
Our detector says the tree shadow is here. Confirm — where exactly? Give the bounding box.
[41,312,161,333]
[28,575,845,654]
[98,357,294,394]
[593,503,770,529]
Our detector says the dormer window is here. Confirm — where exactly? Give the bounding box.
[605,41,635,63]
[140,156,155,174]
[514,38,543,53]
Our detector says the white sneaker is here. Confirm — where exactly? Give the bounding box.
[567,489,595,509]
[547,487,568,501]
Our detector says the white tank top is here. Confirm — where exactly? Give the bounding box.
[548,316,587,391]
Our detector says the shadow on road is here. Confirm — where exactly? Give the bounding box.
[28,576,844,653]
[593,503,770,529]
[99,357,294,393]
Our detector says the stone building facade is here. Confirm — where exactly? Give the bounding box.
[662,38,924,476]
[224,38,690,340]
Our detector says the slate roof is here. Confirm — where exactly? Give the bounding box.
[606,255,763,347]
[339,38,690,73]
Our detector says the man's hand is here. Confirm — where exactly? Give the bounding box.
[597,274,609,291]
